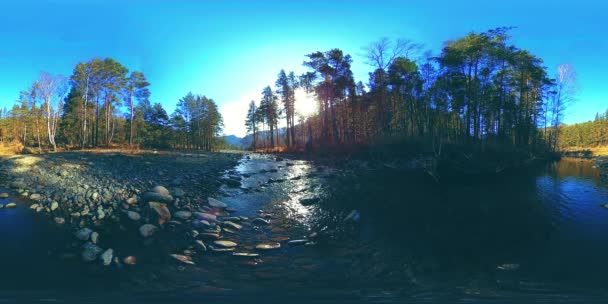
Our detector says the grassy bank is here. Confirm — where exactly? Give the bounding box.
[562,146,608,158]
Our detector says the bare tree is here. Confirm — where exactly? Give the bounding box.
[550,64,578,149]
[34,72,68,151]
[362,38,422,134]
[362,37,423,70]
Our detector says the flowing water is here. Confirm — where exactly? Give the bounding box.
[1,156,608,302]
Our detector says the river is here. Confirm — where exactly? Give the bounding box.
[1,155,608,302]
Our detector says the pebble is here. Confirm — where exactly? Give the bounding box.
[142,192,173,204]
[252,218,270,226]
[82,242,103,262]
[76,228,93,241]
[287,239,308,246]
[199,232,220,239]
[223,221,242,230]
[208,197,227,208]
[126,196,138,205]
[139,224,158,238]
[101,249,113,266]
[193,212,217,222]
[195,240,207,252]
[172,188,185,197]
[50,201,59,211]
[232,252,260,257]
[29,193,41,201]
[174,210,192,220]
[214,240,237,248]
[148,202,171,225]
[96,207,105,220]
[211,247,235,252]
[255,242,281,250]
[170,254,194,265]
[497,263,520,271]
[54,217,65,225]
[5,202,16,208]
[152,185,170,195]
[0,193,8,198]
[9,181,26,189]
[123,256,137,265]
[127,211,141,221]
[91,232,99,244]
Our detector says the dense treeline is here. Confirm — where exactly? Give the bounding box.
[0,58,224,151]
[245,28,576,154]
[559,111,608,148]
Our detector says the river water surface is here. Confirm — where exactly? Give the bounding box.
[1,156,608,302]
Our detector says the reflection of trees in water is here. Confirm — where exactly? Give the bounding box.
[319,165,560,270]
[551,159,601,180]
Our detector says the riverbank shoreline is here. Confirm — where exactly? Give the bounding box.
[0,150,244,290]
[263,142,561,184]
[560,149,608,181]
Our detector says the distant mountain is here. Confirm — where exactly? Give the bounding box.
[220,135,248,149]
[222,128,291,150]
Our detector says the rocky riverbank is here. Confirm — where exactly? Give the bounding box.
[0,151,425,298]
[0,151,246,269]
[591,158,608,181]
[559,152,608,181]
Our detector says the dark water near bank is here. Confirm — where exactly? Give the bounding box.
[1,156,608,301]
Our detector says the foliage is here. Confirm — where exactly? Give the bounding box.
[0,58,224,151]
[244,28,570,154]
[559,110,608,148]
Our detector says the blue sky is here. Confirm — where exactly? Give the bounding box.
[0,0,606,137]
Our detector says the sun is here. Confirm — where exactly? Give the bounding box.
[294,89,318,118]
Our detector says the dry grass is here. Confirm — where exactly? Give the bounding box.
[0,143,24,155]
[562,145,608,157]
[255,146,290,153]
